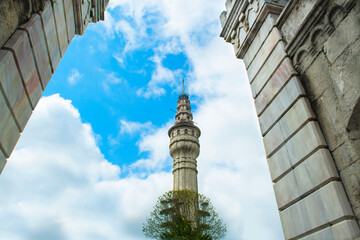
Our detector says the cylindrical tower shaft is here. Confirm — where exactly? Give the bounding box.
[168,91,201,193]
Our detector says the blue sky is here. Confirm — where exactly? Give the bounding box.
[0,1,284,239]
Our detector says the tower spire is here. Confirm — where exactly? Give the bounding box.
[182,78,185,95]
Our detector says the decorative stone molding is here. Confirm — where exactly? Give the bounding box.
[285,0,356,72]
[220,0,287,59]
[20,0,45,23]
[73,0,109,35]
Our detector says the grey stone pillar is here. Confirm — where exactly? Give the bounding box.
[0,0,108,174]
[220,0,360,239]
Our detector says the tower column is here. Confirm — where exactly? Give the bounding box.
[168,89,201,193]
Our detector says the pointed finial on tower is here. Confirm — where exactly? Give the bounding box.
[179,78,189,99]
[182,78,185,94]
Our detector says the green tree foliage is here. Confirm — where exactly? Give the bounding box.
[143,190,226,240]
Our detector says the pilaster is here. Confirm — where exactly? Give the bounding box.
[220,0,360,239]
[0,0,108,174]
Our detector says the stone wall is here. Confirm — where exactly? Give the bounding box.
[279,0,360,226]
[220,0,360,239]
[0,0,45,48]
[0,0,108,174]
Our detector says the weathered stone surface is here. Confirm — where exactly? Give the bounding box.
[63,0,76,42]
[259,76,305,136]
[324,8,360,64]
[274,148,339,210]
[332,139,360,171]
[280,0,317,44]
[40,1,61,72]
[221,0,360,237]
[246,28,283,80]
[243,13,278,67]
[0,0,21,48]
[313,88,345,152]
[286,121,327,166]
[0,50,32,131]
[0,150,6,175]
[280,181,355,239]
[299,219,360,240]
[266,121,326,168]
[20,14,52,89]
[298,226,334,240]
[301,53,332,102]
[255,57,298,116]
[265,121,327,162]
[332,219,360,240]
[263,97,315,156]
[4,30,43,109]
[331,220,360,240]
[294,149,339,196]
[329,36,360,128]
[52,0,69,56]
[0,93,20,157]
[338,159,360,221]
[274,171,301,209]
[267,144,291,182]
[250,41,287,97]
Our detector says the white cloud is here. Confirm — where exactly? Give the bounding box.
[101,72,126,93]
[119,119,153,135]
[136,55,180,98]
[129,124,171,174]
[67,69,83,85]
[0,95,172,240]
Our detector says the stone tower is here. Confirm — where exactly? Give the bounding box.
[168,80,201,192]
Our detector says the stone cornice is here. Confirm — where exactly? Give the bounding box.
[73,0,107,35]
[220,0,287,59]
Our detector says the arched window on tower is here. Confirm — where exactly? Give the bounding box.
[192,130,194,136]
[185,129,188,134]
[177,130,180,135]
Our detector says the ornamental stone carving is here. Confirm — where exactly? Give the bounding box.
[73,0,109,35]
[287,0,356,72]
[220,0,287,59]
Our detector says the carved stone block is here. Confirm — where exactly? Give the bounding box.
[247,28,283,81]
[250,41,287,97]
[243,13,278,67]
[63,0,76,42]
[267,144,291,182]
[0,50,32,131]
[286,121,327,166]
[39,1,61,72]
[259,76,305,136]
[0,92,20,158]
[52,0,69,56]
[331,220,360,240]
[20,14,52,89]
[263,97,314,155]
[274,148,339,210]
[255,57,298,116]
[280,181,355,239]
[4,30,42,109]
